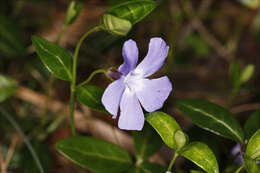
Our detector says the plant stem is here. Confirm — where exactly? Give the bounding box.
[234,164,244,173]
[56,24,67,45]
[167,152,179,172]
[78,69,113,87]
[69,26,101,136]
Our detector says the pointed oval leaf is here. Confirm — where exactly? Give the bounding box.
[175,99,244,143]
[76,85,106,112]
[105,0,157,25]
[56,136,132,173]
[32,36,72,81]
[0,74,18,102]
[246,129,260,160]
[244,110,260,139]
[133,123,162,162]
[244,155,260,173]
[145,111,181,149]
[179,142,219,173]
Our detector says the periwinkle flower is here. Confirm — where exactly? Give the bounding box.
[102,37,172,130]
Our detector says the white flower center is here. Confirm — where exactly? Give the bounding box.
[123,71,144,92]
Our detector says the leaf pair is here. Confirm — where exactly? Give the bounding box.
[146,111,219,173]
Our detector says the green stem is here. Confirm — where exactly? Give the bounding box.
[78,69,113,87]
[69,26,101,136]
[56,24,67,45]
[234,164,244,173]
[167,152,179,172]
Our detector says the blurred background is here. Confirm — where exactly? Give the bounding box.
[0,0,260,172]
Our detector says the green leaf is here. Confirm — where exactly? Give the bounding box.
[0,15,26,57]
[76,85,106,112]
[246,129,260,160]
[145,111,181,149]
[140,162,167,173]
[244,110,260,139]
[32,36,72,81]
[244,155,260,173]
[101,14,132,36]
[175,99,244,143]
[105,0,157,25]
[240,64,255,84]
[133,123,162,162]
[56,136,132,173]
[0,74,17,102]
[65,1,83,25]
[179,142,219,173]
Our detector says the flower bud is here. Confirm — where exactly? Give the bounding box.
[65,1,83,25]
[240,64,255,84]
[100,14,132,36]
[108,69,122,80]
[174,130,188,150]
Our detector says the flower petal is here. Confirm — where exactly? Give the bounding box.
[101,77,125,118]
[118,39,139,75]
[135,37,169,77]
[136,76,172,112]
[118,88,144,130]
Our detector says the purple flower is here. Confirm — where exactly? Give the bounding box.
[102,37,172,130]
[231,144,244,165]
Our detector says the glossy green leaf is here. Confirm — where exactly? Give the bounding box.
[140,162,167,173]
[0,74,17,102]
[56,136,132,173]
[244,155,260,173]
[76,85,106,112]
[65,1,83,25]
[145,111,181,149]
[101,14,132,36]
[32,36,72,81]
[105,0,157,25]
[175,99,244,143]
[244,110,260,139]
[0,15,26,57]
[246,129,260,160]
[179,142,219,173]
[133,123,162,162]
